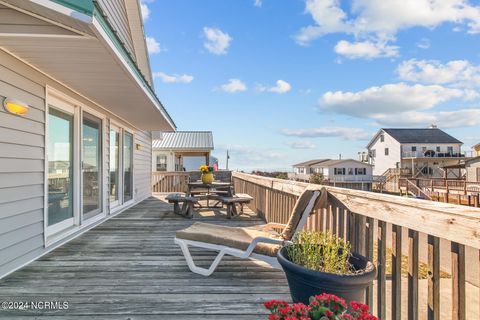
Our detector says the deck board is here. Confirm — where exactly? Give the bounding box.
[0,195,290,319]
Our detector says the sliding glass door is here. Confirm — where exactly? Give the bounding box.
[123,131,133,202]
[82,112,102,219]
[109,127,120,208]
[47,108,74,231]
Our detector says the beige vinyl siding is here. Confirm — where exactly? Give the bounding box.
[134,130,152,201]
[0,49,155,278]
[0,51,46,276]
[96,0,135,60]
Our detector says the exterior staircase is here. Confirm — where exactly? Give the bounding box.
[400,178,432,200]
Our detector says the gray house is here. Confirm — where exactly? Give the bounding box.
[0,0,175,278]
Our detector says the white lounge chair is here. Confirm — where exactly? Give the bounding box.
[174,186,327,276]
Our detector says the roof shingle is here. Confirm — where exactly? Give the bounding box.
[152,131,214,150]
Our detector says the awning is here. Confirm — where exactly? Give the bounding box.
[0,0,175,131]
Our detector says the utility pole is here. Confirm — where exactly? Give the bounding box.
[226,150,230,170]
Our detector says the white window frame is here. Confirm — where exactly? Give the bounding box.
[80,106,107,225]
[44,90,79,241]
[44,87,109,246]
[109,122,122,210]
[122,128,135,207]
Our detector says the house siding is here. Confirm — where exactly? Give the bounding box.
[134,130,153,201]
[0,49,153,279]
[97,0,136,60]
[369,131,401,176]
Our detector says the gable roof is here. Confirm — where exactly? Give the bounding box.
[292,159,329,167]
[152,131,214,150]
[311,159,373,167]
[382,128,463,144]
[367,128,463,148]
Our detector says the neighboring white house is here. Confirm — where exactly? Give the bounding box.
[289,159,373,189]
[367,127,470,177]
[465,157,480,182]
[152,131,214,172]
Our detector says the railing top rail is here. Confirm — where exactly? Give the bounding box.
[233,171,480,249]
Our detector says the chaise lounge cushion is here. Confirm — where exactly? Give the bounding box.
[281,187,327,240]
[176,222,282,257]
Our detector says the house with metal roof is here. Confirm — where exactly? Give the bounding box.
[0,0,175,278]
[366,127,474,177]
[152,131,214,171]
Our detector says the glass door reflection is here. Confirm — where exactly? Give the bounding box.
[47,108,74,229]
[82,112,102,219]
[109,128,120,207]
[123,132,133,202]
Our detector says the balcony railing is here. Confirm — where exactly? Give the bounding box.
[231,171,480,320]
[402,150,475,158]
[287,172,372,182]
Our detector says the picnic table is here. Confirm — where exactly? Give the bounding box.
[186,181,234,207]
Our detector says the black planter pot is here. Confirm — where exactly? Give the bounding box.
[277,247,376,304]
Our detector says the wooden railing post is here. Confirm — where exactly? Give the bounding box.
[428,235,440,320]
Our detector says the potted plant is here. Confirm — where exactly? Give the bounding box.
[277,231,376,304]
[199,165,215,184]
[264,293,378,319]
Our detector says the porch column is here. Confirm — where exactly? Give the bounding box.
[205,153,209,166]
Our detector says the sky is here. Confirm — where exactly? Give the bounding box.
[142,0,480,171]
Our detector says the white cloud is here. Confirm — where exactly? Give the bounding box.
[416,38,431,49]
[373,109,480,128]
[203,27,232,55]
[220,79,247,93]
[257,80,292,94]
[334,40,399,59]
[295,0,480,53]
[254,0,262,7]
[319,83,465,117]
[153,72,194,84]
[298,0,480,44]
[140,3,150,21]
[280,127,370,140]
[285,141,317,149]
[397,59,480,86]
[146,36,163,54]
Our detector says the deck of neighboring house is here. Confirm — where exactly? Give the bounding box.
[0,195,290,319]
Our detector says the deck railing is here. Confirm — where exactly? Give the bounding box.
[152,171,190,193]
[232,171,480,320]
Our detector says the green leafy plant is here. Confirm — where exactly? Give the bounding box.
[285,231,353,274]
[309,172,325,184]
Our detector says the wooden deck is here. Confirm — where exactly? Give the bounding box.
[0,194,290,319]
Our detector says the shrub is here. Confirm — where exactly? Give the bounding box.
[309,173,324,184]
[285,231,353,274]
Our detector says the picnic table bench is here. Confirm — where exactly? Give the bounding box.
[216,193,253,219]
[165,193,198,218]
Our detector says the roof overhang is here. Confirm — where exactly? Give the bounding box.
[0,0,175,131]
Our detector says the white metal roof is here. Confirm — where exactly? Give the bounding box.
[152,131,214,150]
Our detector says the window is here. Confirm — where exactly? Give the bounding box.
[385,148,389,156]
[380,134,384,142]
[123,132,133,202]
[156,155,167,171]
[334,168,345,175]
[109,128,120,205]
[355,168,366,175]
[348,168,354,175]
[370,149,376,158]
[447,146,453,154]
[436,146,441,152]
[411,146,416,152]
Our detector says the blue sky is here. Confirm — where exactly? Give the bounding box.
[142,0,480,171]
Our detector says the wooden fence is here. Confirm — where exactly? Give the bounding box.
[152,172,189,193]
[399,178,480,207]
[233,171,480,320]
